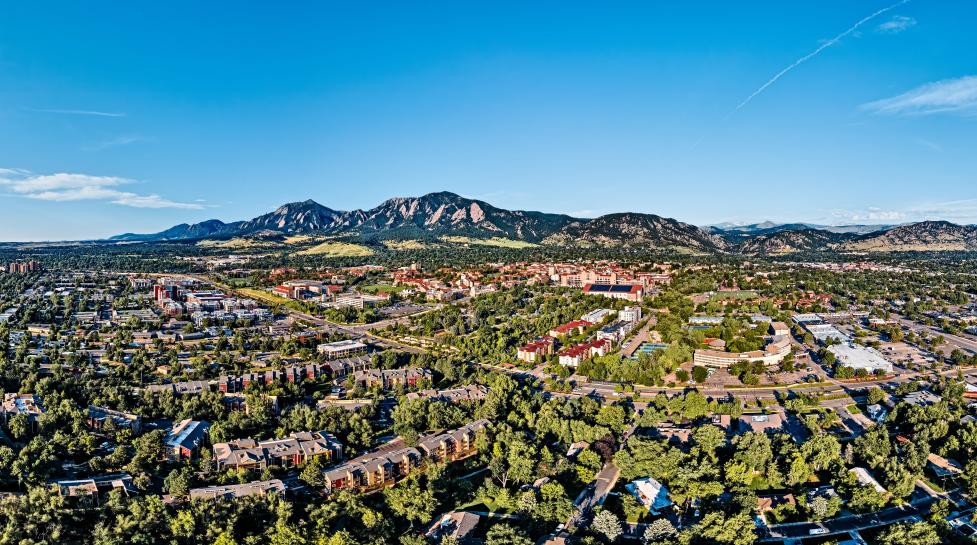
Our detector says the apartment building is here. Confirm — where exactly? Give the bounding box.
[516,336,555,363]
[324,446,423,494]
[548,320,591,338]
[352,367,432,390]
[189,479,286,501]
[558,339,610,367]
[405,385,488,403]
[87,405,142,434]
[213,431,342,470]
[164,419,211,461]
[323,419,489,494]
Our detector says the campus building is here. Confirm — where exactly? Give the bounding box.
[582,283,644,302]
[317,339,368,359]
[692,336,791,369]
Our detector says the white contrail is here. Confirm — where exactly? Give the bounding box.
[731,0,910,115]
[25,108,126,118]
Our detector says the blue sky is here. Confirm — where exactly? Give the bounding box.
[1,1,976,240]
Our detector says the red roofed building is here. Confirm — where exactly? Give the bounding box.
[517,337,556,363]
[582,283,644,302]
[549,320,592,338]
[272,285,294,298]
[558,339,609,367]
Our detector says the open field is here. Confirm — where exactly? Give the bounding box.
[441,235,538,249]
[381,239,427,250]
[196,237,273,249]
[235,287,294,306]
[297,241,375,256]
[709,290,759,302]
[359,284,406,295]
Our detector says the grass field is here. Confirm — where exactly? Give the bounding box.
[709,290,759,302]
[236,288,292,306]
[297,241,374,256]
[283,235,313,244]
[381,239,427,250]
[235,287,316,314]
[197,237,272,249]
[359,284,406,295]
[441,235,537,249]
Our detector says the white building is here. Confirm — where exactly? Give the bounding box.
[850,467,886,493]
[618,306,642,323]
[626,477,672,514]
[580,308,615,324]
[827,343,893,374]
[693,336,792,369]
[317,340,368,359]
[806,324,849,344]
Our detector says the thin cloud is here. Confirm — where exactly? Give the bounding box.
[829,207,907,223]
[914,138,943,153]
[82,135,147,152]
[0,169,203,210]
[25,107,126,118]
[861,75,977,116]
[824,199,977,225]
[731,0,910,115]
[877,15,916,34]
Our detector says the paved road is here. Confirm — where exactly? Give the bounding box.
[194,274,428,354]
[566,426,634,531]
[762,497,935,540]
[892,314,977,355]
[621,315,658,358]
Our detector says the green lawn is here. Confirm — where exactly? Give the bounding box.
[359,284,405,295]
[441,235,538,249]
[708,290,759,302]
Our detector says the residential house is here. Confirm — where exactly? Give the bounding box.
[1,393,45,431]
[866,404,888,423]
[626,477,672,514]
[425,511,482,545]
[850,467,886,493]
[735,413,784,435]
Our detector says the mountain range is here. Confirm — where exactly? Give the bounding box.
[111,191,977,254]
